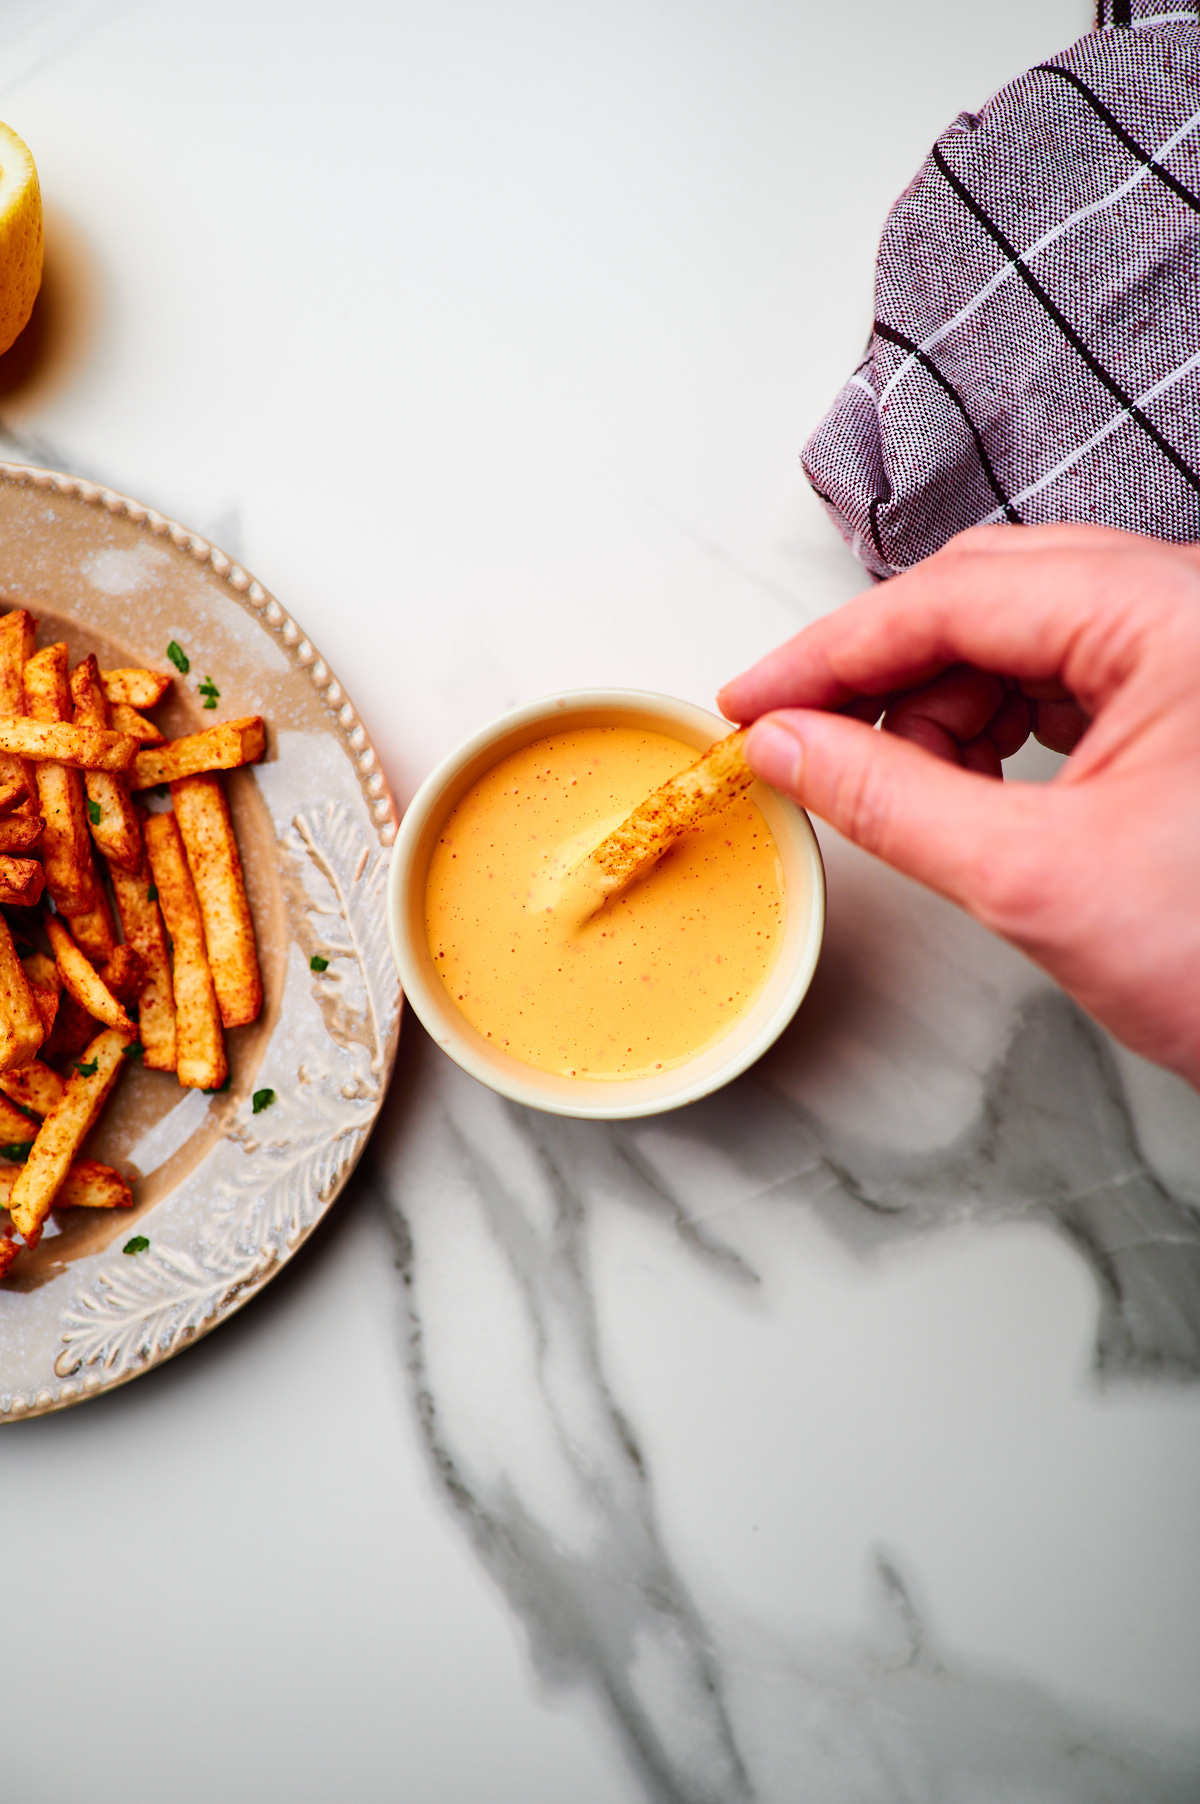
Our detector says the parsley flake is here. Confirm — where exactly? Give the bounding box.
[198,677,220,712]
[74,1058,99,1078]
[167,641,190,674]
[122,1041,144,1062]
[202,1072,231,1095]
[203,697,218,709]
[252,1087,276,1114]
[309,955,329,972]
[87,799,102,826]
[147,884,158,902]
[123,1235,150,1256]
[0,1141,31,1163]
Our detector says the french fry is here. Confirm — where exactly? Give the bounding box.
[0,855,44,906]
[63,889,117,964]
[0,1232,18,1278]
[100,669,172,709]
[144,811,226,1089]
[110,702,165,746]
[0,610,36,808]
[0,1157,131,1210]
[0,774,27,814]
[0,813,43,852]
[21,952,60,993]
[7,1027,131,1243]
[99,944,146,1006]
[0,1058,64,1117]
[0,914,44,1072]
[108,851,176,1072]
[70,655,143,871]
[172,773,262,1028]
[573,729,754,908]
[0,1093,36,1146]
[41,994,93,1070]
[24,645,98,916]
[26,986,58,1041]
[132,716,265,788]
[0,717,137,770]
[45,917,135,1033]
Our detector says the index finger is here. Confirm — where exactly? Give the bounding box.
[718,534,1196,726]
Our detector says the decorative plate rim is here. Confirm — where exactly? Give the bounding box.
[0,462,402,1421]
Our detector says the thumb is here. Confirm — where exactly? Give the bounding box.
[746,710,1041,915]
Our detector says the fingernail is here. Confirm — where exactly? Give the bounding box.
[746,718,803,791]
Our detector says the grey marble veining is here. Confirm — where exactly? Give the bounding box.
[370,972,1200,1803]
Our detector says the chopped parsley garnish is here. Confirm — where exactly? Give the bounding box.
[252,1087,276,1114]
[202,1072,231,1095]
[0,1142,31,1163]
[123,1235,150,1256]
[199,677,220,710]
[309,955,329,972]
[74,1058,99,1078]
[147,884,158,902]
[122,1040,144,1062]
[152,785,169,799]
[87,799,102,826]
[167,641,190,674]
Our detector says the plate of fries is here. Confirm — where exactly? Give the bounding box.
[0,464,400,1418]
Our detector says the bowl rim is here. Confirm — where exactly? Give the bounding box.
[388,688,825,1119]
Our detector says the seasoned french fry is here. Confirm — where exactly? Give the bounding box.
[132,716,265,788]
[0,1157,131,1210]
[144,811,226,1089]
[573,729,754,908]
[0,1232,18,1277]
[108,851,176,1072]
[0,774,27,814]
[21,952,60,993]
[42,994,93,1069]
[0,914,43,1072]
[0,1058,64,1117]
[172,773,262,1028]
[63,888,117,964]
[45,917,135,1033]
[0,812,43,852]
[0,610,36,808]
[100,669,172,709]
[24,645,97,916]
[0,855,44,907]
[99,944,146,1006]
[7,1027,131,1243]
[0,717,137,770]
[0,1093,36,1145]
[110,702,165,746]
[26,986,58,1041]
[70,655,143,871]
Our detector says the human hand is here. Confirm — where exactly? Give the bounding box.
[717,524,1200,1088]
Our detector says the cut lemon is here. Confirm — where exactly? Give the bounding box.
[0,122,41,356]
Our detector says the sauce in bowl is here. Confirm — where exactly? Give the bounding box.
[424,724,783,1078]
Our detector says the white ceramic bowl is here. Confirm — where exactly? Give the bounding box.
[388,690,825,1119]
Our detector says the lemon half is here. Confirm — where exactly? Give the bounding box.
[0,122,42,356]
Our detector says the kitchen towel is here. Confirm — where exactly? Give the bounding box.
[806,0,1200,578]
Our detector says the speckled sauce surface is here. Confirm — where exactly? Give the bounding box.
[0,468,400,1416]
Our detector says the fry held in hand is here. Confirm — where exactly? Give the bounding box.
[561,730,755,919]
[144,810,227,1091]
[172,772,262,1027]
[7,1027,131,1244]
[131,716,265,788]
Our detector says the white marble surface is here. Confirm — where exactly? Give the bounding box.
[2,2,1199,1800]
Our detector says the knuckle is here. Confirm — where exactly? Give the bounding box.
[832,753,898,861]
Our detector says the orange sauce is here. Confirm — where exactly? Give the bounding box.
[425,725,784,1078]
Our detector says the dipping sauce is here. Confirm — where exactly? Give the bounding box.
[424,724,784,1079]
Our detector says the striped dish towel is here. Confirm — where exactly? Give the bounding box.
[805,0,1200,579]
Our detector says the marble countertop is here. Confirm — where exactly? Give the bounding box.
[3,3,1198,1800]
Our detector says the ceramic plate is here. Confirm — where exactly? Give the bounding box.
[0,463,401,1420]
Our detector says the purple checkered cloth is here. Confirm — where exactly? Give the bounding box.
[805,0,1200,579]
